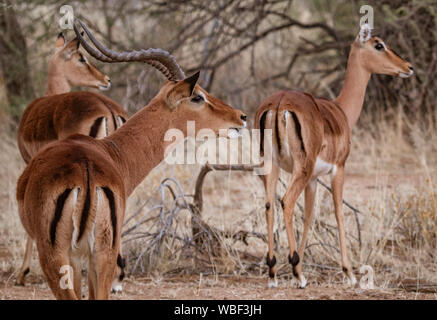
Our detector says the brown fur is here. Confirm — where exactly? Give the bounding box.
[255,31,413,288]
[15,34,125,288]
[17,92,127,163]
[17,73,246,299]
[47,34,110,95]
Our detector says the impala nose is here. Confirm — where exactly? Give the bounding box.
[241,115,247,121]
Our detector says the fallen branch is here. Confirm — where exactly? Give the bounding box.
[193,164,363,249]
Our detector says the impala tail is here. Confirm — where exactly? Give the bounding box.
[255,91,321,167]
[17,153,121,299]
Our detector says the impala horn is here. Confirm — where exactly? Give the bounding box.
[73,20,186,81]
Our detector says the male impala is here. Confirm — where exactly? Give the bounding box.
[16,21,246,300]
[256,24,413,288]
[16,33,127,287]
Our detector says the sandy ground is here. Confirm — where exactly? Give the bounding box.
[1,272,436,300]
[1,171,436,300]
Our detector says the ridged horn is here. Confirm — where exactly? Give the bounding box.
[75,20,185,81]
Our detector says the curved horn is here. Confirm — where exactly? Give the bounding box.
[74,22,171,78]
[74,23,170,77]
[77,20,185,81]
[73,23,116,63]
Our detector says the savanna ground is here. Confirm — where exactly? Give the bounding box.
[1,0,437,300]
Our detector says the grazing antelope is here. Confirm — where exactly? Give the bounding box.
[255,24,414,288]
[16,21,246,300]
[16,33,127,288]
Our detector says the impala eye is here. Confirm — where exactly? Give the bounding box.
[191,95,204,103]
[375,43,384,51]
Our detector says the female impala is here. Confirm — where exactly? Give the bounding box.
[17,33,126,164]
[16,21,246,300]
[256,24,414,288]
[16,33,127,287]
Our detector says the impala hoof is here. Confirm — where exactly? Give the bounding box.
[297,275,307,289]
[346,274,357,287]
[268,277,278,288]
[111,284,123,294]
[15,268,29,286]
[15,279,25,286]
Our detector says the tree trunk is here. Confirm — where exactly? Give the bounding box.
[0,1,34,121]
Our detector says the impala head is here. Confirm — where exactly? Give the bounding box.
[355,23,414,78]
[161,71,246,137]
[51,33,111,90]
[74,20,246,137]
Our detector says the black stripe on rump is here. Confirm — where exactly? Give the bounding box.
[275,107,281,153]
[274,95,284,153]
[290,112,305,154]
[259,111,268,156]
[50,188,72,246]
[102,186,117,248]
[95,96,117,131]
[111,113,117,130]
[78,162,91,242]
[89,117,105,138]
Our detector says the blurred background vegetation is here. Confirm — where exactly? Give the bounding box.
[0,0,435,126]
[1,0,437,290]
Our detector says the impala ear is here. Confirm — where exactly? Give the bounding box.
[54,33,65,54]
[166,71,200,109]
[358,23,372,45]
[60,34,82,59]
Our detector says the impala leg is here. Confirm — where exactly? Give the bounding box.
[261,163,279,288]
[293,178,317,288]
[331,166,356,286]
[38,247,77,300]
[111,252,125,294]
[94,250,117,300]
[88,257,97,300]
[15,236,33,286]
[281,169,312,288]
[70,258,83,299]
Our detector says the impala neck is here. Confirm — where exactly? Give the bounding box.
[334,44,371,130]
[45,63,71,96]
[103,98,174,196]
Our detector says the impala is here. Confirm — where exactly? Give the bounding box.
[255,24,413,288]
[16,33,127,288]
[16,21,246,300]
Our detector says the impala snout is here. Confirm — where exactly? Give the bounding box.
[400,66,414,78]
[228,111,247,138]
[98,76,111,91]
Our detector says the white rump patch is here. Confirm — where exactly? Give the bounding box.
[359,23,372,44]
[117,116,124,129]
[103,117,108,137]
[88,187,101,253]
[282,111,292,158]
[313,157,337,177]
[70,188,80,250]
